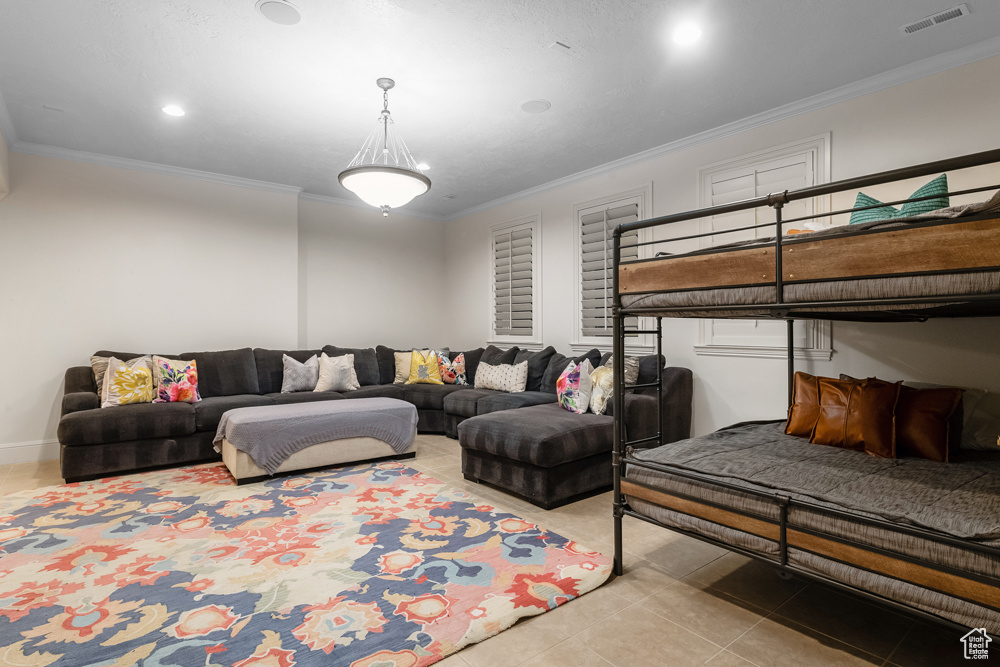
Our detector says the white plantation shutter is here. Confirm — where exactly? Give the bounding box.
[695,136,833,359]
[580,203,639,337]
[493,223,534,337]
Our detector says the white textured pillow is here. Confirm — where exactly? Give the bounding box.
[474,361,528,393]
[315,353,360,392]
[281,354,319,393]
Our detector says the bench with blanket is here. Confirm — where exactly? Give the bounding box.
[214,397,417,482]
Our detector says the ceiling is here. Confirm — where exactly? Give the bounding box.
[1,1,999,218]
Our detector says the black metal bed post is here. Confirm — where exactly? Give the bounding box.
[769,191,795,408]
[787,320,794,408]
[612,228,625,576]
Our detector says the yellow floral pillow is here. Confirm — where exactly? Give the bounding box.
[101,356,154,408]
[406,350,443,385]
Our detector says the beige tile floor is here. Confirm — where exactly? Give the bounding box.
[0,435,973,667]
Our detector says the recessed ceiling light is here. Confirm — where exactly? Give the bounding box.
[256,0,301,25]
[521,99,551,114]
[672,22,702,46]
[161,105,185,117]
[416,162,430,171]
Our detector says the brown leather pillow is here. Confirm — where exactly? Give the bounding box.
[896,386,963,462]
[811,377,901,457]
[785,372,821,438]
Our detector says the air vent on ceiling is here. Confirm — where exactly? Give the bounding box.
[900,3,970,34]
[442,194,458,200]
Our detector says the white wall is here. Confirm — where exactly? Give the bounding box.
[0,128,9,199]
[444,54,1000,437]
[298,198,446,349]
[0,153,300,460]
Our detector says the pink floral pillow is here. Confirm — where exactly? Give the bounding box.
[438,352,467,385]
[556,360,594,414]
[153,356,200,403]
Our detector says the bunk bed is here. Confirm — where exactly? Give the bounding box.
[610,148,1000,635]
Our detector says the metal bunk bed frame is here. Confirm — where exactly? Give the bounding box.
[610,148,1000,634]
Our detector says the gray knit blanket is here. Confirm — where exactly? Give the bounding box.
[213,397,417,475]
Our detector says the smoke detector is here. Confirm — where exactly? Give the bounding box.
[520,100,552,114]
[900,4,969,35]
[256,0,301,25]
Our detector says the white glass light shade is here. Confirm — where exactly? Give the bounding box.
[338,166,431,210]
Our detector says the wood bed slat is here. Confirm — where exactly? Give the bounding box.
[622,480,779,540]
[782,217,1000,282]
[622,479,1000,609]
[618,247,775,294]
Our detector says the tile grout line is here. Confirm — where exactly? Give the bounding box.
[880,622,917,667]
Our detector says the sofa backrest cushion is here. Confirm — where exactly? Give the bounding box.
[253,349,322,395]
[375,345,398,385]
[322,346,380,386]
[460,348,485,386]
[178,348,259,398]
[514,346,557,393]
[481,345,519,366]
[540,348,601,394]
[635,354,666,393]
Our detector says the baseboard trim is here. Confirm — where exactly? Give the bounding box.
[0,439,60,464]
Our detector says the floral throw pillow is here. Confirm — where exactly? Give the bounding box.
[153,356,201,403]
[438,352,467,385]
[557,360,594,414]
[101,356,155,408]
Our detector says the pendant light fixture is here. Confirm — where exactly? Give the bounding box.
[338,78,431,216]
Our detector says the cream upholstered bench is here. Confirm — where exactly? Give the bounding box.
[221,436,414,484]
[214,398,418,484]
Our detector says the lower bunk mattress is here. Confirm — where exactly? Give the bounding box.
[622,421,1000,633]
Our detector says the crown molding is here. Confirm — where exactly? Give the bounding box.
[298,191,446,222]
[443,36,1000,223]
[0,89,16,149]
[12,141,304,195]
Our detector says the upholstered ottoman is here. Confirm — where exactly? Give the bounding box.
[215,398,417,484]
[458,403,614,509]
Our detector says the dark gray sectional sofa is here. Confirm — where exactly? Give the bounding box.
[59,344,693,506]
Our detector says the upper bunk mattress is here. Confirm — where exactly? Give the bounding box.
[618,202,1000,318]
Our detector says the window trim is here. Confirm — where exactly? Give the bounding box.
[694,134,833,360]
[488,213,542,347]
[571,185,654,355]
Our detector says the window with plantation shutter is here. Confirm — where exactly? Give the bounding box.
[695,135,833,360]
[491,216,539,342]
[580,203,639,337]
[571,186,653,353]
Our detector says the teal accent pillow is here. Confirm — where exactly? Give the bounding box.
[849,173,949,225]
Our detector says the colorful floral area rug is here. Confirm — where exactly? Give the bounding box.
[0,462,612,666]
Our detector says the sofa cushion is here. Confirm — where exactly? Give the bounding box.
[340,384,406,400]
[396,383,470,411]
[459,403,612,468]
[477,391,557,415]
[443,388,500,418]
[322,346,380,386]
[375,345,398,385]
[481,345,519,366]
[540,349,601,394]
[636,354,666,390]
[513,346,557,392]
[194,395,274,432]
[254,349,323,395]
[178,348,259,398]
[460,348,486,386]
[267,391,345,405]
[58,402,196,447]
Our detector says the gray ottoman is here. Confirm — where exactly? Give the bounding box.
[458,403,614,510]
